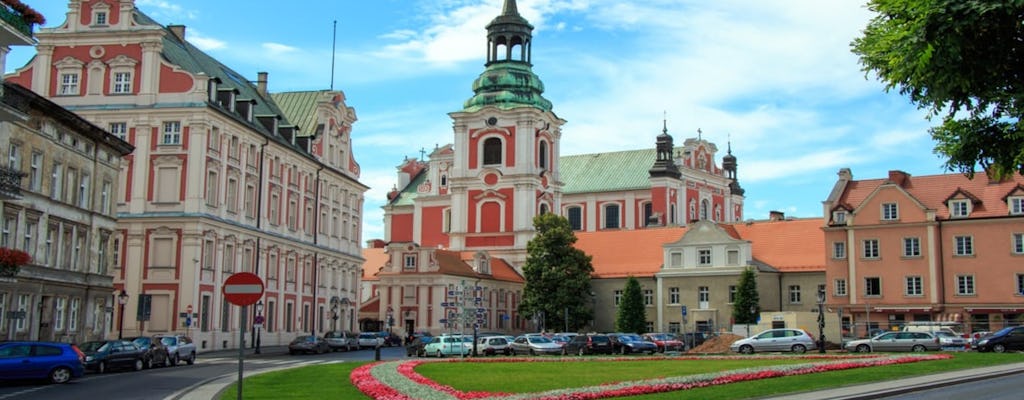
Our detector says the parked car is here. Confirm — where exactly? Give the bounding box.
[423,335,472,357]
[288,335,330,355]
[844,331,941,353]
[973,326,1024,353]
[730,329,817,354]
[563,333,613,355]
[510,335,562,356]
[406,335,431,357]
[642,333,684,352]
[933,331,968,350]
[0,341,85,384]
[127,336,171,368]
[475,336,512,356]
[357,332,384,349]
[155,334,196,366]
[608,333,658,355]
[323,331,356,352]
[679,332,708,349]
[79,340,146,373]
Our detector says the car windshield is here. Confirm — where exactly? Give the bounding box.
[619,335,642,342]
[359,334,375,339]
[79,341,108,353]
[933,331,956,338]
[991,327,1014,336]
[647,334,668,340]
[132,337,151,346]
[529,336,553,344]
[160,337,177,346]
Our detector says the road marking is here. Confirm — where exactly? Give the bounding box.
[0,386,46,400]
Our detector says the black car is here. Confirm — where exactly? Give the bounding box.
[974,326,1024,353]
[127,336,171,369]
[563,333,613,355]
[79,340,146,373]
[288,335,330,355]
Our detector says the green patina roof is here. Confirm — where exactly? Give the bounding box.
[462,63,552,112]
[271,91,323,138]
[390,168,428,207]
[560,148,660,194]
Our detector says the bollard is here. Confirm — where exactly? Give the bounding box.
[374,344,381,361]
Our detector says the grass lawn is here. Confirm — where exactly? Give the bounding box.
[220,353,1022,399]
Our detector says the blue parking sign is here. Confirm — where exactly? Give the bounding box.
[681,306,688,317]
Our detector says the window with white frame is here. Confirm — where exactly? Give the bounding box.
[603,203,620,229]
[727,249,739,265]
[903,237,921,257]
[1017,273,1024,296]
[108,122,127,141]
[0,215,14,248]
[669,287,679,304]
[954,235,973,256]
[69,298,80,331]
[882,203,898,220]
[729,285,737,303]
[698,248,712,266]
[670,252,682,267]
[78,173,90,209]
[442,208,451,233]
[94,11,107,25]
[23,220,36,255]
[831,210,846,224]
[287,198,298,230]
[59,73,80,95]
[864,277,881,296]
[269,192,280,224]
[482,137,502,165]
[404,254,416,270]
[29,151,42,191]
[1014,233,1023,254]
[100,181,111,214]
[862,239,879,259]
[0,293,6,333]
[905,276,923,296]
[162,121,181,145]
[614,290,623,306]
[1009,197,1023,215]
[112,72,132,94]
[956,275,975,295]
[643,289,653,306]
[698,286,710,303]
[222,242,235,273]
[16,294,29,331]
[7,143,20,170]
[833,241,846,259]
[949,199,970,218]
[205,170,218,207]
[50,162,62,200]
[789,285,802,303]
[54,297,66,331]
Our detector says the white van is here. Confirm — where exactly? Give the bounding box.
[901,322,965,337]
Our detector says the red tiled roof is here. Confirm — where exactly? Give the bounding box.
[360,296,380,313]
[362,248,524,283]
[361,248,388,281]
[839,172,1024,219]
[574,227,687,278]
[731,218,826,272]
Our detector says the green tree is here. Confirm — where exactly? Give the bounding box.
[851,0,1024,178]
[732,267,760,325]
[615,276,647,334]
[519,213,594,332]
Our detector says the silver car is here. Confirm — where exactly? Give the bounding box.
[844,331,940,353]
[730,328,817,354]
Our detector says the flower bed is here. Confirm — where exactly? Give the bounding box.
[351,354,951,400]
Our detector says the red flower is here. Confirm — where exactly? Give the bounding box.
[0,247,31,266]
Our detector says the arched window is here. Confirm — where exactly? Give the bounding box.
[538,141,548,169]
[643,202,653,226]
[700,199,710,221]
[483,137,502,165]
[566,206,582,230]
[539,203,549,215]
[603,203,620,229]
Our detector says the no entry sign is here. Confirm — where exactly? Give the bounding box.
[222,272,264,306]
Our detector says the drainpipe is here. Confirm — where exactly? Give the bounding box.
[311,165,323,337]
[251,137,267,349]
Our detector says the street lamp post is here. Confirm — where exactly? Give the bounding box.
[817,288,826,354]
[386,306,394,337]
[747,305,755,337]
[254,300,264,354]
[117,290,129,339]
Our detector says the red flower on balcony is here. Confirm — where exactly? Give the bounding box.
[0,247,31,277]
[2,0,46,26]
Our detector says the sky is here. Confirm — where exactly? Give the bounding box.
[7,0,949,242]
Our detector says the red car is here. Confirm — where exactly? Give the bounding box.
[642,333,685,352]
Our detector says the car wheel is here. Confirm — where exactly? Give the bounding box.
[911,344,927,352]
[856,344,871,353]
[186,353,196,365]
[993,344,1007,353]
[170,354,179,366]
[49,367,73,384]
[436,350,444,358]
[791,344,807,354]
[739,345,754,355]
[97,361,107,374]
[134,358,144,371]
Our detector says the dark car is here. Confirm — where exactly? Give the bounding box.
[608,333,658,355]
[0,341,85,384]
[563,333,613,355]
[680,332,708,349]
[79,340,146,373]
[155,334,196,366]
[405,335,433,357]
[288,335,330,355]
[974,326,1024,353]
[127,336,171,369]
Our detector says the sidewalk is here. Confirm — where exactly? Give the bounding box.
[766,361,1024,400]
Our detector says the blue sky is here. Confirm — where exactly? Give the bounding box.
[8,0,949,241]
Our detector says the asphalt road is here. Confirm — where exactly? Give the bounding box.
[879,372,1024,400]
[0,345,408,400]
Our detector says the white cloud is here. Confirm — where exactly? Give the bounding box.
[187,30,227,51]
[262,42,298,55]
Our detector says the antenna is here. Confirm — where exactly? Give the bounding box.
[330,20,337,90]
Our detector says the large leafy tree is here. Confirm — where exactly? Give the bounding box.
[851,0,1024,178]
[615,276,647,334]
[732,267,760,325]
[519,213,594,332]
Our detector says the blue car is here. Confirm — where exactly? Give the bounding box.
[0,341,85,384]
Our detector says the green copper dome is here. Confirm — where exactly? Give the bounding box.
[463,62,553,112]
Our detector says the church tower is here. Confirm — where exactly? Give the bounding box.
[446,0,566,267]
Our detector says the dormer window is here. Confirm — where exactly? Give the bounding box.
[403,254,417,270]
[882,202,898,221]
[832,210,846,224]
[1010,197,1024,215]
[949,199,970,218]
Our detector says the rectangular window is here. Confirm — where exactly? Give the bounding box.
[112,72,132,93]
[54,297,66,331]
[905,276,923,296]
[614,290,623,306]
[832,210,846,224]
[23,220,36,255]
[789,285,802,304]
[882,203,898,220]
[29,151,42,191]
[269,193,280,224]
[1017,274,1024,297]
[59,73,79,95]
[835,278,848,295]
[162,121,182,145]
[862,239,879,259]
[567,207,582,230]
[94,11,107,25]
[669,287,680,304]
[903,237,920,257]
[727,249,739,265]
[205,171,218,207]
[78,173,90,209]
[833,242,846,259]
[225,178,238,212]
[7,143,19,170]
[223,243,235,273]
[643,289,653,306]
[109,123,127,141]
[950,200,970,218]
[0,215,14,248]
[220,299,231,332]
[603,205,620,229]
[670,252,682,267]
[865,277,881,296]
[1014,233,1024,254]
[287,199,298,230]
[101,181,112,214]
[51,162,63,200]
[698,287,710,303]
[244,184,256,218]
[16,294,29,331]
[698,248,712,266]
[69,298,80,331]
[729,285,737,303]
[957,275,975,295]
[403,254,416,270]
[1010,197,1024,215]
[954,236,974,256]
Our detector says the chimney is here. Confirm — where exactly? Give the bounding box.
[256,71,268,97]
[769,210,785,221]
[887,170,910,187]
[168,25,186,41]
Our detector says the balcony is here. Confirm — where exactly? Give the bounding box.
[0,165,25,200]
[0,1,39,45]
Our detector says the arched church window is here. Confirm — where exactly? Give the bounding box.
[539,141,548,169]
[700,199,709,220]
[483,137,502,165]
[603,203,620,229]
[539,203,549,215]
